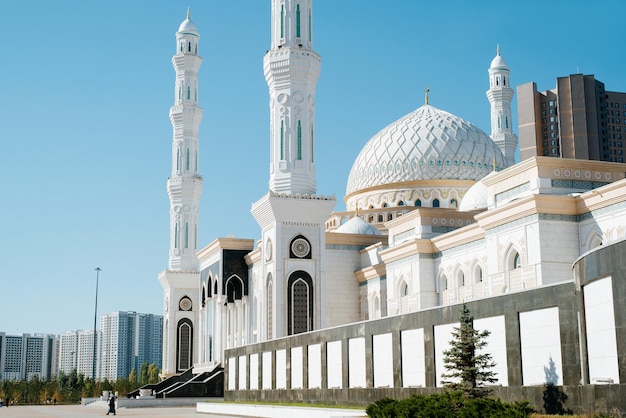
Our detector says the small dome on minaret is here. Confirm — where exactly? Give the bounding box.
[178,8,198,33]
[489,45,509,70]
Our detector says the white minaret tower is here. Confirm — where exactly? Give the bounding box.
[264,0,320,195]
[487,46,518,167]
[158,10,203,377]
[253,0,335,341]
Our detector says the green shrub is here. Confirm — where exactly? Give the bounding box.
[366,391,534,418]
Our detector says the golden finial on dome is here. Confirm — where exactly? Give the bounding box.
[424,86,430,105]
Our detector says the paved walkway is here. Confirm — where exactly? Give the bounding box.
[0,405,226,418]
[0,404,367,417]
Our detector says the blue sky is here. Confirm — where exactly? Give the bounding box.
[1,1,624,336]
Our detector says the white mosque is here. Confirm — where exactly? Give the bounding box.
[156,1,626,411]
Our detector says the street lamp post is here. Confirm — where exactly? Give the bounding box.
[93,267,101,381]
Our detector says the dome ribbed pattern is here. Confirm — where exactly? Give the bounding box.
[346,105,505,195]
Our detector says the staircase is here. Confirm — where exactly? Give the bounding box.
[127,364,224,398]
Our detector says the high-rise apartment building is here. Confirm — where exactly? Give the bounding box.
[98,312,162,381]
[518,74,626,162]
[58,329,97,377]
[0,333,57,381]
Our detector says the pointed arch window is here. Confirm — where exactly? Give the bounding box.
[297,120,302,160]
[184,222,189,248]
[474,264,483,283]
[267,275,273,340]
[288,271,313,335]
[280,4,285,38]
[188,42,191,52]
[513,252,521,269]
[296,4,301,38]
[174,223,179,248]
[176,319,193,372]
[415,199,422,207]
[308,8,312,41]
[186,149,190,170]
[310,125,314,162]
[433,199,440,208]
[280,120,285,160]
[187,86,191,100]
[505,116,509,129]
[450,199,458,208]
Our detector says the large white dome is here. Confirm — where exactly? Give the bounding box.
[346,105,505,196]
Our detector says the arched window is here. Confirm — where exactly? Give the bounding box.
[308,8,312,41]
[176,148,180,171]
[503,76,506,86]
[450,199,458,208]
[398,200,405,206]
[387,213,393,221]
[310,125,314,162]
[267,275,273,339]
[280,120,285,160]
[400,281,409,296]
[415,199,422,207]
[184,222,189,248]
[188,42,191,52]
[457,270,465,287]
[176,319,193,372]
[377,214,383,222]
[224,275,244,303]
[297,120,302,160]
[187,86,190,100]
[186,149,190,170]
[373,296,381,319]
[441,274,448,290]
[433,199,440,208]
[474,264,483,283]
[287,271,313,335]
[174,223,179,248]
[296,4,301,38]
[506,247,521,270]
[513,252,521,269]
[280,4,285,38]
[505,116,509,129]
[382,202,388,208]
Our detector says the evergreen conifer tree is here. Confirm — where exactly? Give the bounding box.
[441,304,497,398]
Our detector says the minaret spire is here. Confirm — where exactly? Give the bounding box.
[264,0,320,195]
[486,46,518,167]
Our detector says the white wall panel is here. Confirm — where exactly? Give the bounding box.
[373,333,393,387]
[308,343,322,388]
[519,307,562,385]
[327,340,342,389]
[349,337,366,388]
[401,328,425,387]
[584,277,619,384]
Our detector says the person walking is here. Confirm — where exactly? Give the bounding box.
[106,394,116,415]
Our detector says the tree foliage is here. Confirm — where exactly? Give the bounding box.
[0,363,161,405]
[366,391,534,417]
[441,304,497,398]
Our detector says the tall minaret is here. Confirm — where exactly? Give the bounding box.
[486,46,518,167]
[158,10,203,378]
[252,0,335,340]
[264,0,320,195]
